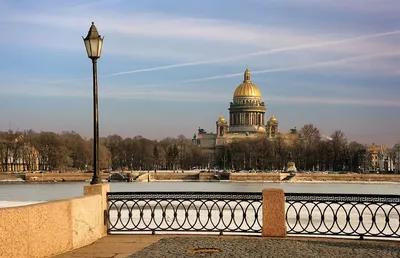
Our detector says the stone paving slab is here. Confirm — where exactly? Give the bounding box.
[129,237,400,258]
[53,235,400,258]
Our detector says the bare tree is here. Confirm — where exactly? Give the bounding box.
[299,124,321,170]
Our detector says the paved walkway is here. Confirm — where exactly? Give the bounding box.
[54,235,400,258]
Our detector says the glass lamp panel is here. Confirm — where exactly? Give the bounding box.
[97,38,103,58]
[89,39,100,58]
[84,39,92,58]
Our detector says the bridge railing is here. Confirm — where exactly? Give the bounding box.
[285,193,400,239]
[107,192,262,234]
[106,191,400,239]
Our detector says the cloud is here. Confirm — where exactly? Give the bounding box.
[267,96,400,107]
[106,30,400,77]
[2,0,400,107]
[3,4,399,60]
[176,51,400,84]
[63,0,126,11]
[3,81,400,108]
[248,0,400,14]
[20,49,400,100]
[307,0,400,14]
[5,11,295,48]
[32,29,400,86]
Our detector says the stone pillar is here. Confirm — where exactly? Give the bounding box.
[262,188,286,237]
[84,183,110,236]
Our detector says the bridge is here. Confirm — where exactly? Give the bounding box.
[108,172,129,182]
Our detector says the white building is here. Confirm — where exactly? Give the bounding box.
[392,142,400,173]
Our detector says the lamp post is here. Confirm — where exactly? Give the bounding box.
[83,22,104,185]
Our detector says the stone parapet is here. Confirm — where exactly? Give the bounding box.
[0,183,109,258]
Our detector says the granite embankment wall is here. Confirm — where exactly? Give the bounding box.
[199,172,216,180]
[15,171,400,183]
[0,184,109,258]
[151,172,199,181]
[292,173,400,182]
[229,173,285,181]
[24,172,110,182]
[136,172,230,182]
[0,173,24,181]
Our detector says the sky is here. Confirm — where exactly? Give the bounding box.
[0,0,399,146]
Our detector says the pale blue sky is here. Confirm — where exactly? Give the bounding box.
[0,0,399,146]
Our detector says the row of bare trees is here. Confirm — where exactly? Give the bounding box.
[0,124,385,173]
[103,134,206,171]
[214,125,373,172]
[0,130,206,172]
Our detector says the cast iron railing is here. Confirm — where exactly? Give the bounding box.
[285,193,400,239]
[107,192,263,234]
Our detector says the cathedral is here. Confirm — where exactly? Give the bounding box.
[194,69,295,151]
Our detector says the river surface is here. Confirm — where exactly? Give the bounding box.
[0,181,399,204]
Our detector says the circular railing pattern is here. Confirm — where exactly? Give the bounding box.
[285,193,400,238]
[107,192,262,234]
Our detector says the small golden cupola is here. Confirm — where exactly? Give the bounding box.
[269,114,278,123]
[216,114,228,137]
[233,69,262,98]
[267,114,279,138]
[217,114,227,124]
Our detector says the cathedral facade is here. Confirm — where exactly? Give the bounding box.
[194,69,289,151]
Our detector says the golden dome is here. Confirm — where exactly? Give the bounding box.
[217,114,227,123]
[233,69,262,98]
[269,114,277,121]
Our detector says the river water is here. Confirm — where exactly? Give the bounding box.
[0,181,399,205]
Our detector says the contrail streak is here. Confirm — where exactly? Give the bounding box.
[41,29,400,85]
[178,51,400,83]
[108,29,400,76]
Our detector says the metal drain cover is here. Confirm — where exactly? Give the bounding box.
[187,248,221,254]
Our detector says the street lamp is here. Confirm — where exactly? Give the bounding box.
[83,22,104,185]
